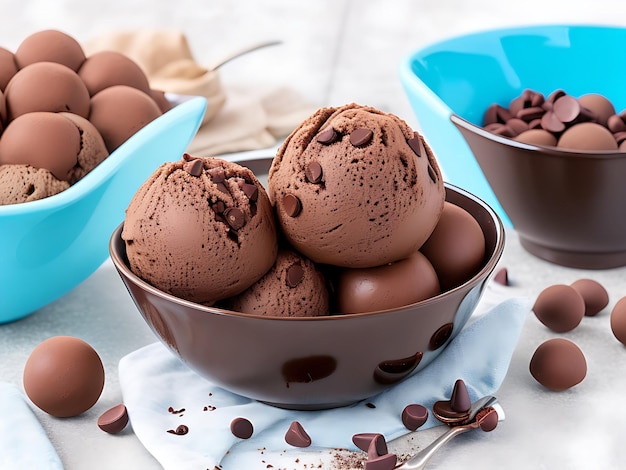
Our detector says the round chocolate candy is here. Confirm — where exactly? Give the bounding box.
[23,336,105,417]
[529,338,587,391]
[533,284,585,333]
[610,296,626,346]
[336,250,440,314]
[401,404,429,431]
[570,278,609,316]
[557,122,617,151]
[230,417,254,439]
[420,201,485,291]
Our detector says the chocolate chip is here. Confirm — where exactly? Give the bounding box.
[183,158,203,176]
[450,379,471,413]
[282,194,302,217]
[285,421,311,447]
[97,404,129,434]
[364,453,397,470]
[167,424,189,435]
[553,95,581,123]
[429,322,453,350]
[317,127,338,144]
[352,433,382,452]
[407,132,422,157]
[540,111,566,133]
[216,182,230,195]
[493,267,509,286]
[477,407,499,432]
[516,106,545,122]
[401,403,428,431]
[286,263,304,288]
[208,167,225,183]
[239,182,258,201]
[223,207,245,231]
[230,417,254,439]
[212,200,226,214]
[182,152,195,161]
[305,160,324,183]
[350,127,373,147]
[367,434,388,459]
[432,399,470,425]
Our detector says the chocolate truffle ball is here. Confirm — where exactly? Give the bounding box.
[532,284,585,333]
[336,250,440,314]
[420,201,485,291]
[15,29,86,71]
[529,338,586,391]
[4,61,90,120]
[0,112,81,181]
[610,296,626,346]
[0,46,18,91]
[570,278,609,317]
[557,122,617,151]
[89,85,162,152]
[578,93,615,127]
[78,50,151,96]
[23,336,105,417]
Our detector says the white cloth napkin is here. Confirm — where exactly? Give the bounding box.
[0,382,63,470]
[119,285,531,470]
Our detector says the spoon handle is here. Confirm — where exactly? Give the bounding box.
[397,425,471,470]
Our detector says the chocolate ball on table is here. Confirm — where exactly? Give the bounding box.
[23,336,105,418]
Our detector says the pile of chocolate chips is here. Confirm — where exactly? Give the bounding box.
[483,89,626,151]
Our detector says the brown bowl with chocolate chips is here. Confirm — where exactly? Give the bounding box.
[110,155,504,410]
[401,24,626,269]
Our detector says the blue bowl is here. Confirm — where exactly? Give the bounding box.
[0,95,207,323]
[400,24,626,228]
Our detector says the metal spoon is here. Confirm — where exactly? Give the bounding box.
[395,395,500,470]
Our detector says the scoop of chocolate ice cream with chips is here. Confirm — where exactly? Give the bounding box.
[225,247,330,317]
[122,154,278,305]
[268,103,445,268]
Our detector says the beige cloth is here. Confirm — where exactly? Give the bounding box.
[84,30,317,157]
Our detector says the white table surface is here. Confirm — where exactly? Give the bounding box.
[3,1,626,468]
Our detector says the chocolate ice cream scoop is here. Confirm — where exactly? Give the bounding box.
[225,247,330,317]
[268,103,445,268]
[122,155,278,305]
[59,112,109,184]
[0,164,69,205]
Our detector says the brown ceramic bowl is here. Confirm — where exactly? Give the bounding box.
[452,115,626,269]
[109,156,504,410]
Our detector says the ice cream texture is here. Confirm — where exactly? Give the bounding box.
[268,103,445,268]
[122,155,278,305]
[226,247,330,317]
